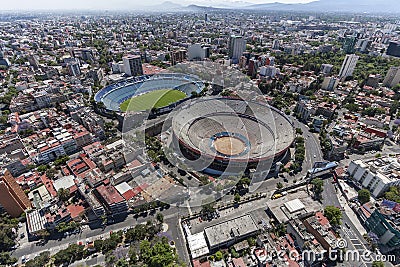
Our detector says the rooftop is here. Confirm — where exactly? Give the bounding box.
[204,214,258,248]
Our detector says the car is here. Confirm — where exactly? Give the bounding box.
[313,154,316,158]
[272,194,283,199]
[20,233,25,238]
[345,222,350,229]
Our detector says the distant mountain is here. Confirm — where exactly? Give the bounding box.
[139,1,220,12]
[242,0,400,14]
[139,1,184,11]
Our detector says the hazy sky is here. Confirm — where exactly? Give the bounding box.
[0,0,316,10]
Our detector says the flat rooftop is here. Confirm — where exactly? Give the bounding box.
[204,214,258,248]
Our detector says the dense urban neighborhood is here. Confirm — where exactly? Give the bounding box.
[0,2,400,267]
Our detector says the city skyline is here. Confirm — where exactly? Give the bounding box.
[0,0,316,11]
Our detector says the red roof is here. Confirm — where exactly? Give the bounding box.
[66,204,85,219]
[192,260,211,267]
[315,211,329,226]
[96,184,125,205]
[122,189,136,200]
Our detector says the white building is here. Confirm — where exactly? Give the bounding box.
[383,66,400,88]
[260,66,278,78]
[188,44,210,61]
[347,158,400,197]
[320,64,333,75]
[339,54,359,79]
[321,77,340,91]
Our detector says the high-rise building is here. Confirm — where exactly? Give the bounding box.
[170,49,187,66]
[272,39,280,50]
[229,35,246,63]
[339,54,359,79]
[122,55,143,77]
[383,67,400,88]
[67,60,81,77]
[387,41,400,58]
[321,77,340,91]
[343,36,357,54]
[188,44,210,61]
[0,169,31,217]
[27,55,40,70]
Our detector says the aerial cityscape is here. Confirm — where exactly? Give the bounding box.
[1,1,400,266]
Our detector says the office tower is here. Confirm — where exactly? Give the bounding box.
[229,35,246,63]
[205,13,208,22]
[188,44,210,61]
[387,41,400,58]
[321,77,340,91]
[67,59,81,77]
[339,54,359,79]
[122,55,143,76]
[343,37,357,54]
[0,169,31,217]
[170,49,187,66]
[27,55,40,70]
[272,39,280,50]
[383,67,400,88]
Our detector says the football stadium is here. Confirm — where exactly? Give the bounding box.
[171,97,295,175]
[94,73,204,111]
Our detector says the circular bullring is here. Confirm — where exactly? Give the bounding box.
[94,73,204,112]
[213,135,246,156]
[171,97,295,174]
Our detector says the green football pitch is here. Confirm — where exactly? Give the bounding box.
[120,89,187,112]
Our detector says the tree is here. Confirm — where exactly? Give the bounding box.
[234,193,241,203]
[384,187,400,203]
[215,251,223,261]
[277,182,283,189]
[201,202,215,215]
[25,251,50,267]
[57,188,70,202]
[156,212,164,223]
[324,206,342,226]
[0,252,17,266]
[372,261,385,267]
[311,178,324,200]
[358,189,371,204]
[295,128,303,135]
[93,239,104,252]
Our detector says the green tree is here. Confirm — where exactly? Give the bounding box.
[311,178,324,200]
[57,188,70,202]
[324,206,342,226]
[25,251,50,267]
[358,189,371,204]
[215,251,223,261]
[234,193,241,203]
[372,261,385,267]
[0,252,17,265]
[156,212,164,223]
[384,187,400,203]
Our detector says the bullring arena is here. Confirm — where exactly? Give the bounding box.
[171,97,296,175]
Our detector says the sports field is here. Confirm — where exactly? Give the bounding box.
[120,89,187,112]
